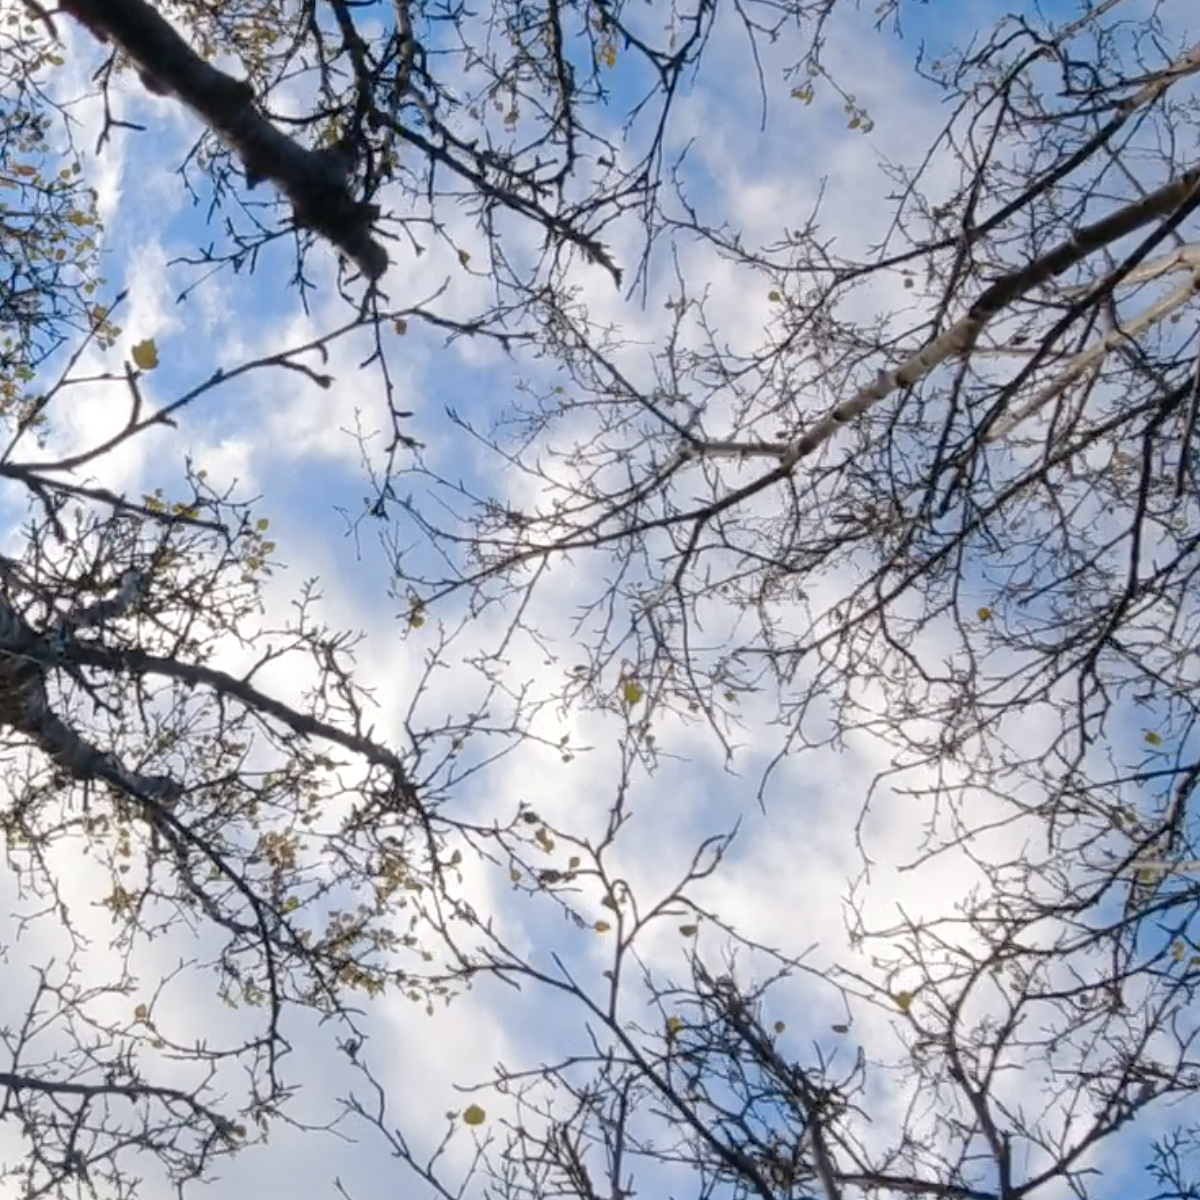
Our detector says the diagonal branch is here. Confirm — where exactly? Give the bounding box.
[984,268,1200,443]
[776,164,1200,469]
[23,635,420,809]
[0,595,181,803]
[62,0,388,279]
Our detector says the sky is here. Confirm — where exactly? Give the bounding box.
[2,0,1199,1199]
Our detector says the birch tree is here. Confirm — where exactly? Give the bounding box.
[402,2,1200,875]
[3,0,1200,1198]
[337,5,1200,1200]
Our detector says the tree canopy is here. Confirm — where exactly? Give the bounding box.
[1,1,1199,1199]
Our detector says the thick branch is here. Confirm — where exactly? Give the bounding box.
[64,0,388,280]
[778,164,1200,469]
[0,595,180,803]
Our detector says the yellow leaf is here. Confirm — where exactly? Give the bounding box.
[133,1003,148,1022]
[509,867,522,882]
[773,1020,786,1034]
[594,920,611,934]
[894,990,913,1012]
[130,338,159,370]
[462,1104,486,1126]
[457,249,471,267]
[393,317,408,335]
[977,606,992,621]
[621,679,644,706]
[666,1015,683,1036]
[767,290,782,303]
[1144,731,1163,746]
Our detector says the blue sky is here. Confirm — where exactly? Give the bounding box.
[3,0,1200,1198]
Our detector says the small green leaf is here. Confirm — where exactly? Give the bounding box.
[462,1104,486,1126]
[130,338,159,370]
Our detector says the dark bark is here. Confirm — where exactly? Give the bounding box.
[61,0,389,280]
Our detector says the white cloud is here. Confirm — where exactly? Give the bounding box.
[1,3,1180,1200]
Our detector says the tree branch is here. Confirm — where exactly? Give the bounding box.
[62,0,388,280]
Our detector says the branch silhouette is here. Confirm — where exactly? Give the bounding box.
[59,0,389,280]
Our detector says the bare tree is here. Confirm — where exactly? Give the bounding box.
[340,723,1200,1200]
[328,5,1200,1200]
[0,309,496,1195]
[396,2,1200,865]
[4,1,1200,1199]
